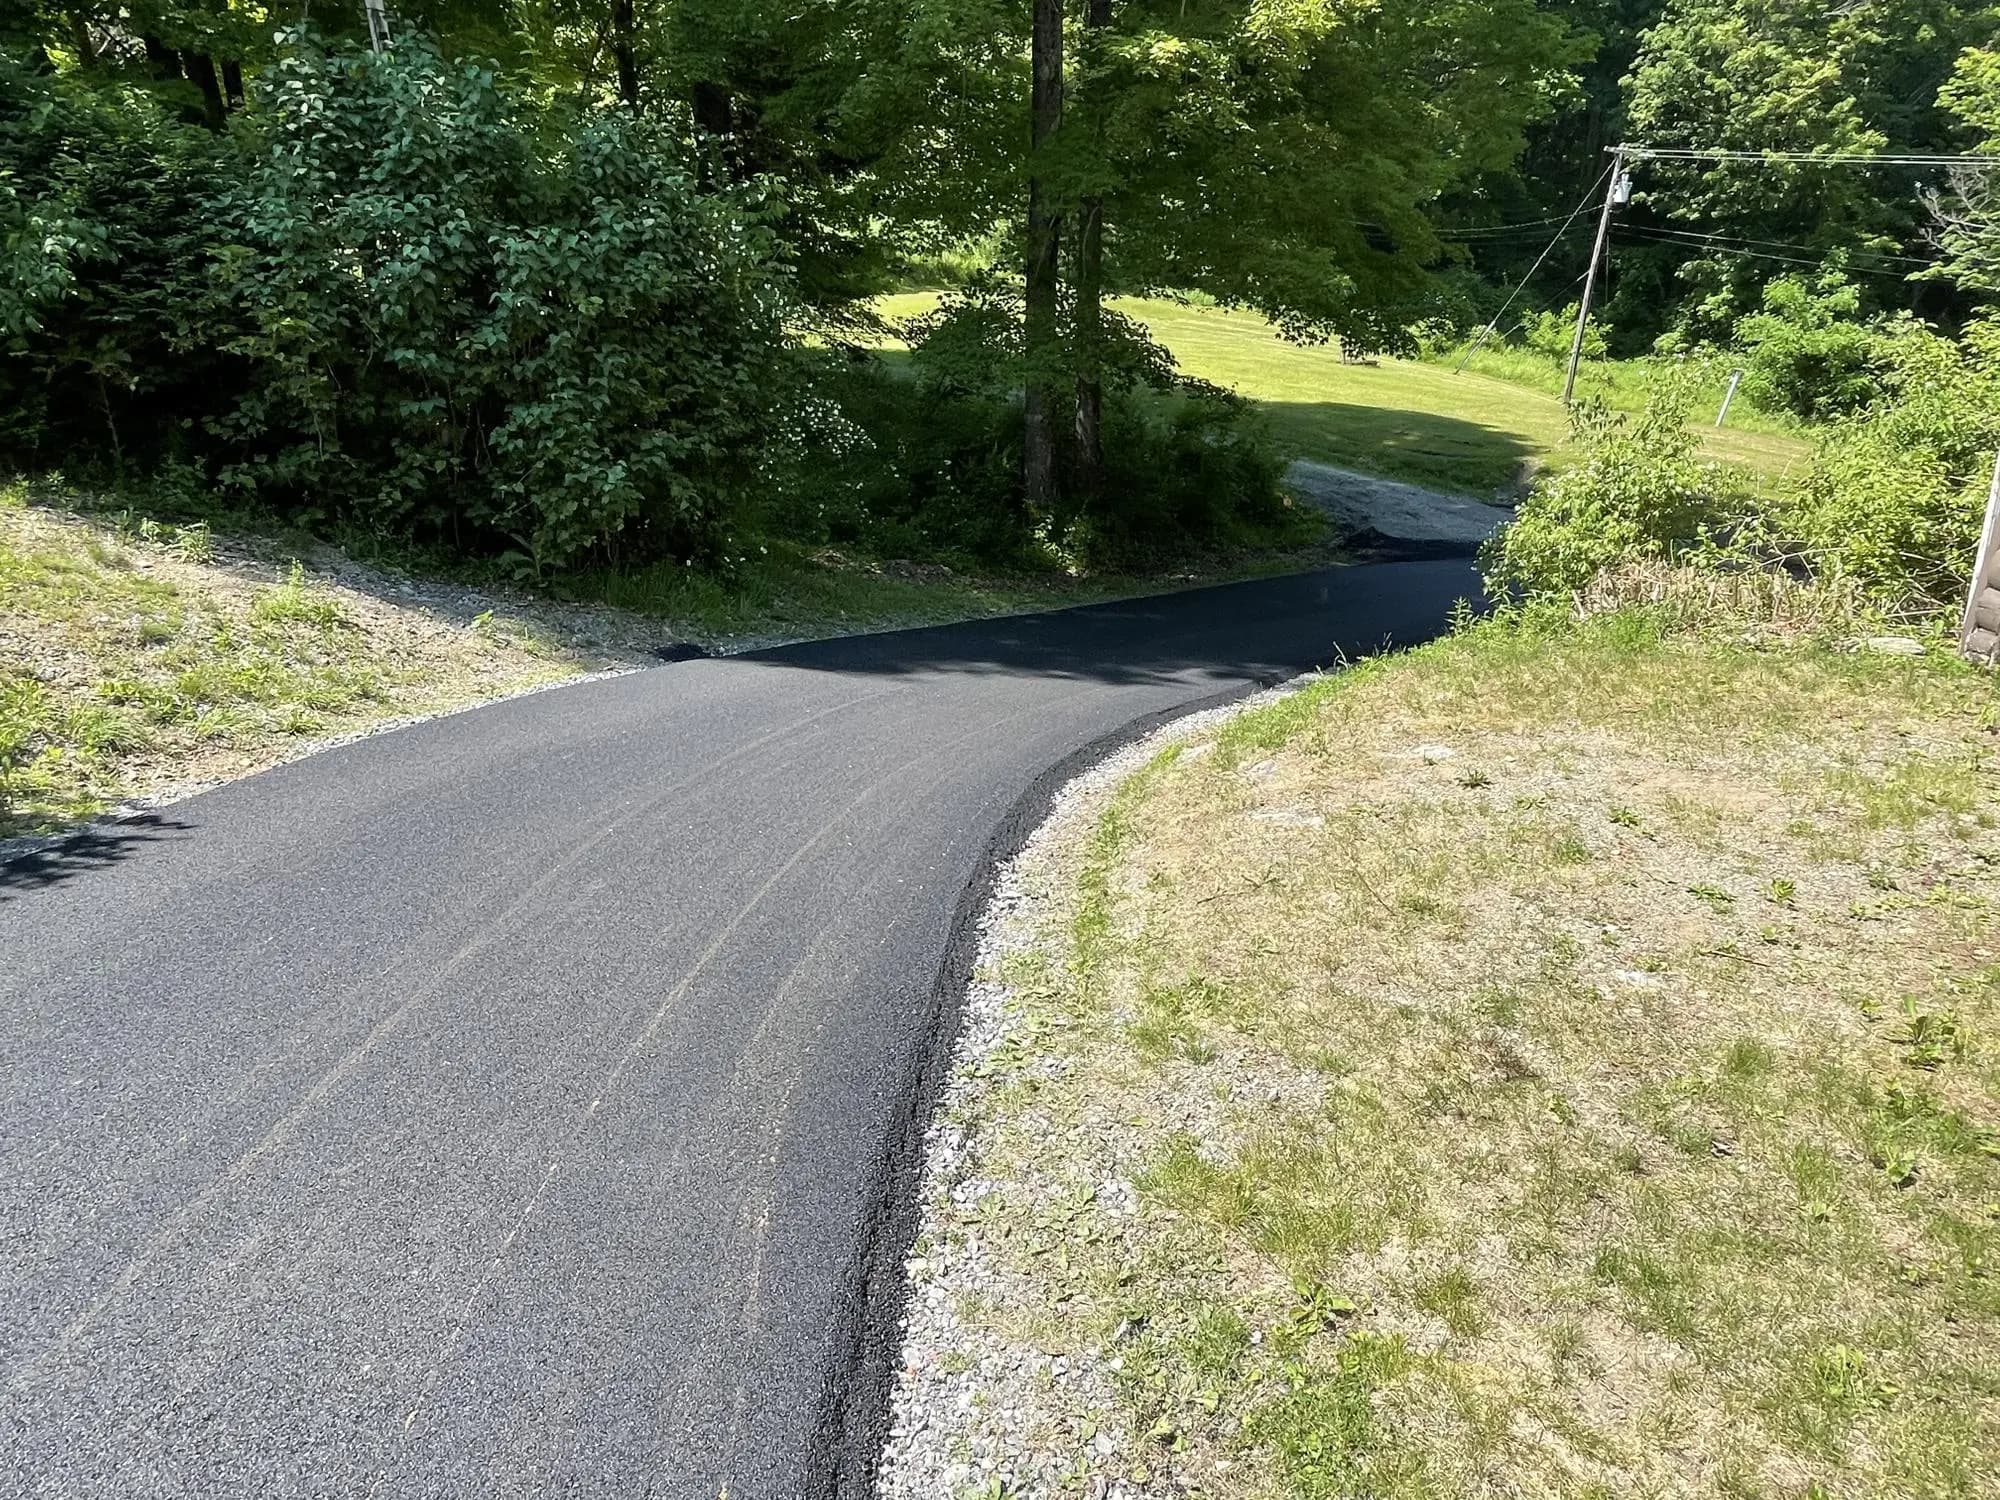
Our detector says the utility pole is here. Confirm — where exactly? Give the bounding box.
[1563,146,1628,405]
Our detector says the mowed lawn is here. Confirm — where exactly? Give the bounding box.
[927,593,2000,1498]
[874,292,1812,499]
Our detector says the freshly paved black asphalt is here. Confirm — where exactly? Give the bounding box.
[0,560,1478,1499]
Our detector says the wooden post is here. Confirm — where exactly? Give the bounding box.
[1958,450,2000,661]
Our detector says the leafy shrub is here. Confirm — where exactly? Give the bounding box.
[1089,394,1293,571]
[758,281,1294,577]
[1522,304,1604,364]
[903,280,1292,571]
[0,56,239,470]
[1486,366,1747,598]
[1781,321,2000,610]
[208,36,792,572]
[768,356,1033,570]
[1733,274,1895,423]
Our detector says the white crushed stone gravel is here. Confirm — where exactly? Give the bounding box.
[876,677,1314,1499]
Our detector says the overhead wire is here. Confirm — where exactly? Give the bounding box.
[1614,226,1925,278]
[1437,214,1601,239]
[1622,222,1934,267]
[1625,147,2000,168]
[1453,165,1613,372]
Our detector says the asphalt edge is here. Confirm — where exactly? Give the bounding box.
[807,669,1304,1499]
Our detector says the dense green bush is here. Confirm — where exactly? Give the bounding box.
[2,38,793,572]
[0,57,238,469]
[1486,366,1747,597]
[1733,274,1895,423]
[894,281,1291,571]
[755,282,1294,578]
[209,37,792,571]
[770,357,1032,570]
[1782,321,2000,609]
[1522,304,1604,364]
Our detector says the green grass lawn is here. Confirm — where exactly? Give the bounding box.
[918,591,2000,1498]
[875,291,1813,499]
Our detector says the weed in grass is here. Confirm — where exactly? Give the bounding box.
[1130,978,1224,1065]
[1766,876,1797,904]
[1243,1331,1422,1500]
[251,562,348,630]
[1548,825,1594,865]
[1688,881,1736,912]
[1897,1000,1969,1070]
[1410,1265,1485,1337]
[1723,1038,1777,1080]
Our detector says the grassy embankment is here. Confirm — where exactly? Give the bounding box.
[875,291,1811,498]
[0,480,1328,836]
[928,589,2000,1497]
[0,490,656,837]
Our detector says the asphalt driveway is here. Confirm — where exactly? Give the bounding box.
[0,560,1478,1498]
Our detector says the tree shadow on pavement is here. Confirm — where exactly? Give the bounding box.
[0,814,191,902]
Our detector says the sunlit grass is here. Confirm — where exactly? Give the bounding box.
[874,291,1813,499]
[950,598,2000,1498]
[0,486,589,837]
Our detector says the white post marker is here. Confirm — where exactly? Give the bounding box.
[1958,449,2000,662]
[1715,368,1744,427]
[365,0,393,53]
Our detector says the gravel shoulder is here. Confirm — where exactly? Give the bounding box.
[878,682,1308,1499]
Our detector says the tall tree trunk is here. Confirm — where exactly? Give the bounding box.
[1072,0,1112,504]
[610,0,640,111]
[141,34,183,81]
[68,9,98,67]
[1023,0,1065,518]
[692,81,732,186]
[692,81,731,135]
[184,51,226,129]
[222,59,245,109]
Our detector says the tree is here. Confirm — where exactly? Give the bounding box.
[1023,0,1064,515]
[1934,43,2000,297]
[1064,0,1577,348]
[647,0,1021,309]
[1625,0,1995,331]
[1072,0,1112,499]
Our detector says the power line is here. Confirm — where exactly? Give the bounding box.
[1438,214,1599,239]
[1454,166,1612,373]
[1627,146,2000,167]
[1615,226,1922,278]
[1621,223,1935,268]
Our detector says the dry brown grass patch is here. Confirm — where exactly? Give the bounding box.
[951,610,2000,1499]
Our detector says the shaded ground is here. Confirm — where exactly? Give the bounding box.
[1285,460,1514,557]
[874,293,1815,499]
